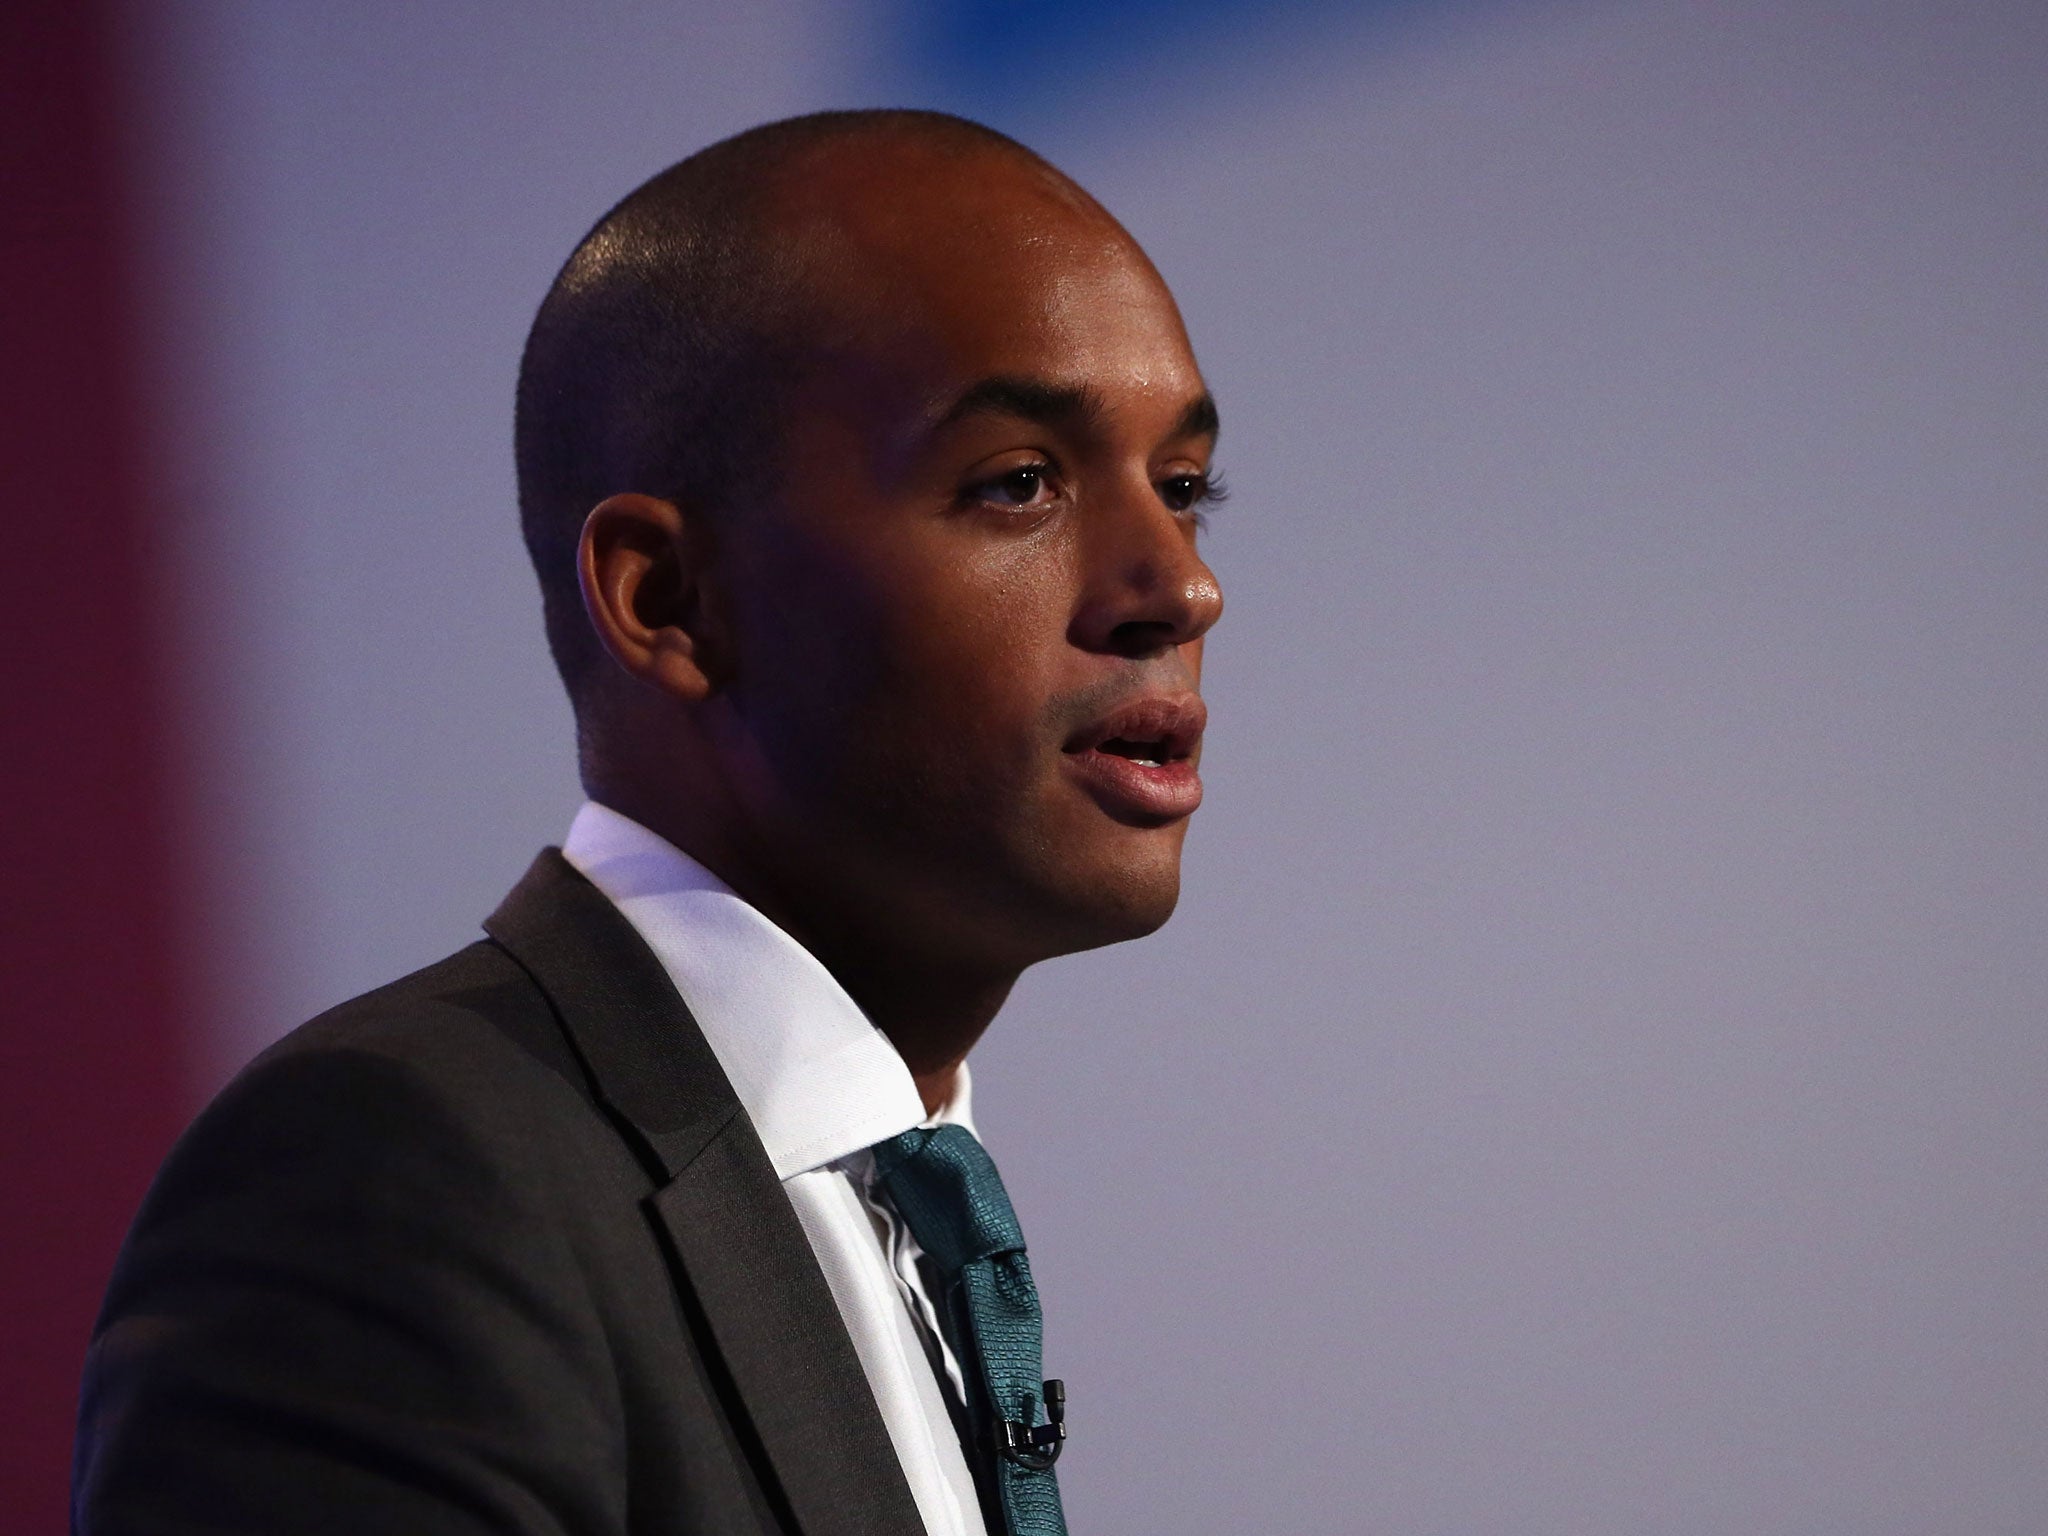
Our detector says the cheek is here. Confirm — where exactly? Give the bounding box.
[734,528,1075,810]
[858,554,1071,773]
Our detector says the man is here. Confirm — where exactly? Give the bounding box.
[74,109,1223,1536]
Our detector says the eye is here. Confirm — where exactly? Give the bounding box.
[1157,469,1226,516]
[967,462,1059,511]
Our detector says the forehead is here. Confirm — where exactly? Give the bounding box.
[761,139,1203,418]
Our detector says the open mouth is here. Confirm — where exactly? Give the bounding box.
[1061,693,1207,821]
[1064,692,1205,763]
[1095,735,1172,769]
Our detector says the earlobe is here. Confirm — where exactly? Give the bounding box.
[577,493,722,703]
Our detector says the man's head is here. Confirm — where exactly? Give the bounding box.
[516,110,1222,994]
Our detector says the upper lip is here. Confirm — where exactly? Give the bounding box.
[1063,692,1207,762]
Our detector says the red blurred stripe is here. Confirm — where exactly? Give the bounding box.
[1,0,193,1525]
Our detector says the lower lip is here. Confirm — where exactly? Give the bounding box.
[1063,748,1204,822]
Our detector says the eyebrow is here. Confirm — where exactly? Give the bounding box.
[1172,392,1220,444]
[927,375,1221,446]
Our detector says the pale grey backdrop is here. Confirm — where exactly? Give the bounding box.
[129,1,2047,1529]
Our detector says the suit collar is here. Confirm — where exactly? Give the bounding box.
[484,850,924,1536]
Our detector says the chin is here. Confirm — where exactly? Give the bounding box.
[1031,839,1186,955]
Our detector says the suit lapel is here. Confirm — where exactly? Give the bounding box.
[484,850,922,1536]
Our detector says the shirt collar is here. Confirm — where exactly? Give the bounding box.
[560,801,971,1179]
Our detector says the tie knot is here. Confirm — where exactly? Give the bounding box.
[872,1124,1025,1277]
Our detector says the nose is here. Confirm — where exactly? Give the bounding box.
[1069,481,1224,660]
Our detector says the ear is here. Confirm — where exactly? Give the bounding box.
[577,492,727,703]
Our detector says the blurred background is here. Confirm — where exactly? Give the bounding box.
[6,0,2045,1529]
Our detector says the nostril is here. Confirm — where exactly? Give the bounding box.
[1104,619,1179,660]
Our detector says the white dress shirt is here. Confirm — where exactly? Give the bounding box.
[562,801,988,1536]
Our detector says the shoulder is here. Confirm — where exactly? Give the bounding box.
[100,940,629,1318]
[148,940,603,1219]
[77,940,653,1531]
[262,935,584,1103]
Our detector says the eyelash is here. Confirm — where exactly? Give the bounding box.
[964,463,1227,528]
[1164,470,1228,531]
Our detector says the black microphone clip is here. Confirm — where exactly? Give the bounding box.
[998,1378,1067,1471]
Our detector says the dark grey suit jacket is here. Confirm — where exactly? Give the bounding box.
[74,850,927,1535]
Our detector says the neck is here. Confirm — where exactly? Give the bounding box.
[751,901,1018,1119]
[758,927,1018,1121]
[585,775,1019,1119]
[822,958,1016,1119]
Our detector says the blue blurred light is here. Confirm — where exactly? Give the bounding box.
[884,0,1449,134]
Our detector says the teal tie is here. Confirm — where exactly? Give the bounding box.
[873,1125,1068,1536]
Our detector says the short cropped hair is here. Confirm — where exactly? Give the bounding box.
[513,108,1036,704]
